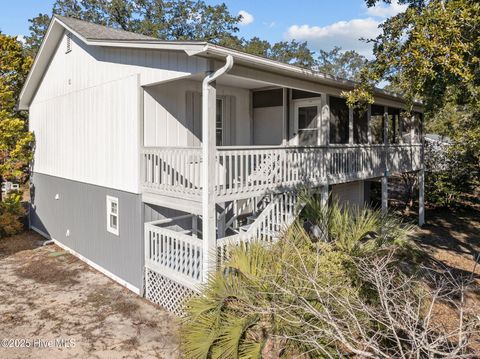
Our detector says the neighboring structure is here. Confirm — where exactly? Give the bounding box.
[19,15,424,314]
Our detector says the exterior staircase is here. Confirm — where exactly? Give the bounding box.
[216,192,300,263]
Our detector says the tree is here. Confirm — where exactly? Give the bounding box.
[347,0,479,110]
[269,40,316,69]
[0,34,34,201]
[25,0,242,56]
[0,34,32,115]
[0,117,34,197]
[25,0,318,69]
[24,14,50,57]
[346,0,480,206]
[317,46,368,81]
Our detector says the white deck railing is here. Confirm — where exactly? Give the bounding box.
[216,192,298,264]
[144,219,203,290]
[142,144,422,200]
[142,147,202,198]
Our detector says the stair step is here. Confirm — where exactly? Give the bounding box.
[239,224,251,232]
[246,215,258,224]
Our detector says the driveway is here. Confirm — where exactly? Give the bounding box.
[0,231,180,359]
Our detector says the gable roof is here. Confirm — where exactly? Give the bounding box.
[54,15,157,41]
[19,15,420,110]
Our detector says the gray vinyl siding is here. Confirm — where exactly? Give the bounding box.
[30,172,144,290]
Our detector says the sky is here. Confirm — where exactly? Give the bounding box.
[0,0,407,57]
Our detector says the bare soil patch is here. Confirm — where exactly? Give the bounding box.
[0,232,180,359]
[413,207,480,352]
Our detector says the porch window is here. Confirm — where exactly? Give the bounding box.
[370,104,385,144]
[388,107,401,144]
[329,96,349,144]
[106,196,119,236]
[216,99,224,146]
[353,107,368,144]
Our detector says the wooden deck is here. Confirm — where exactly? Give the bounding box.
[141,144,422,202]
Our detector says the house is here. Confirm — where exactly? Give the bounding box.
[18,15,424,315]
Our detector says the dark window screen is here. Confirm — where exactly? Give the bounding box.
[370,104,384,144]
[292,89,321,100]
[329,96,349,144]
[353,107,368,144]
[252,89,283,108]
[298,106,318,145]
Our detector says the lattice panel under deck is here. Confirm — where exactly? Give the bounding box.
[145,268,197,316]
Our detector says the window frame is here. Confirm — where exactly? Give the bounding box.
[106,195,119,236]
[216,98,224,146]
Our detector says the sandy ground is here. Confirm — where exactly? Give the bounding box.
[0,232,180,359]
[413,206,480,352]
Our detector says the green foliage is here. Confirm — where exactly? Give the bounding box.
[423,90,480,206]
[351,0,480,111]
[0,190,26,238]
[299,192,413,256]
[0,34,34,201]
[317,46,368,81]
[0,34,32,115]
[347,0,480,206]
[0,117,34,182]
[181,199,414,358]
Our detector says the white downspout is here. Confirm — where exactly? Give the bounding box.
[202,55,234,93]
[201,55,234,282]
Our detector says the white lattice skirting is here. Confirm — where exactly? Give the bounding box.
[145,268,198,316]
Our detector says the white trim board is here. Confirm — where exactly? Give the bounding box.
[30,226,141,295]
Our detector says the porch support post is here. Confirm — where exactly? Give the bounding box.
[381,176,388,214]
[282,88,289,145]
[410,114,416,144]
[218,203,226,238]
[321,94,330,146]
[367,104,372,144]
[320,185,329,208]
[382,106,389,214]
[418,169,425,226]
[348,106,354,144]
[201,56,234,282]
[192,215,198,238]
[202,64,217,281]
[321,94,330,194]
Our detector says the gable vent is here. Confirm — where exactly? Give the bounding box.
[66,33,72,53]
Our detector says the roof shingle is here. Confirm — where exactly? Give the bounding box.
[55,15,158,41]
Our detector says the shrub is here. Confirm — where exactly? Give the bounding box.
[0,190,26,238]
[180,200,465,358]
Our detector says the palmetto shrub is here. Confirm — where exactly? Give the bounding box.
[181,197,476,358]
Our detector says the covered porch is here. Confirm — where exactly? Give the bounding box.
[139,63,423,203]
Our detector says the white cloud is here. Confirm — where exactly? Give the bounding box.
[366,0,408,18]
[284,1,408,58]
[16,35,26,44]
[238,10,254,26]
[286,18,381,57]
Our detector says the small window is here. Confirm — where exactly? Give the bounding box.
[106,196,119,235]
[66,33,72,53]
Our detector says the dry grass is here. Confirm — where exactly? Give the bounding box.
[0,231,180,359]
